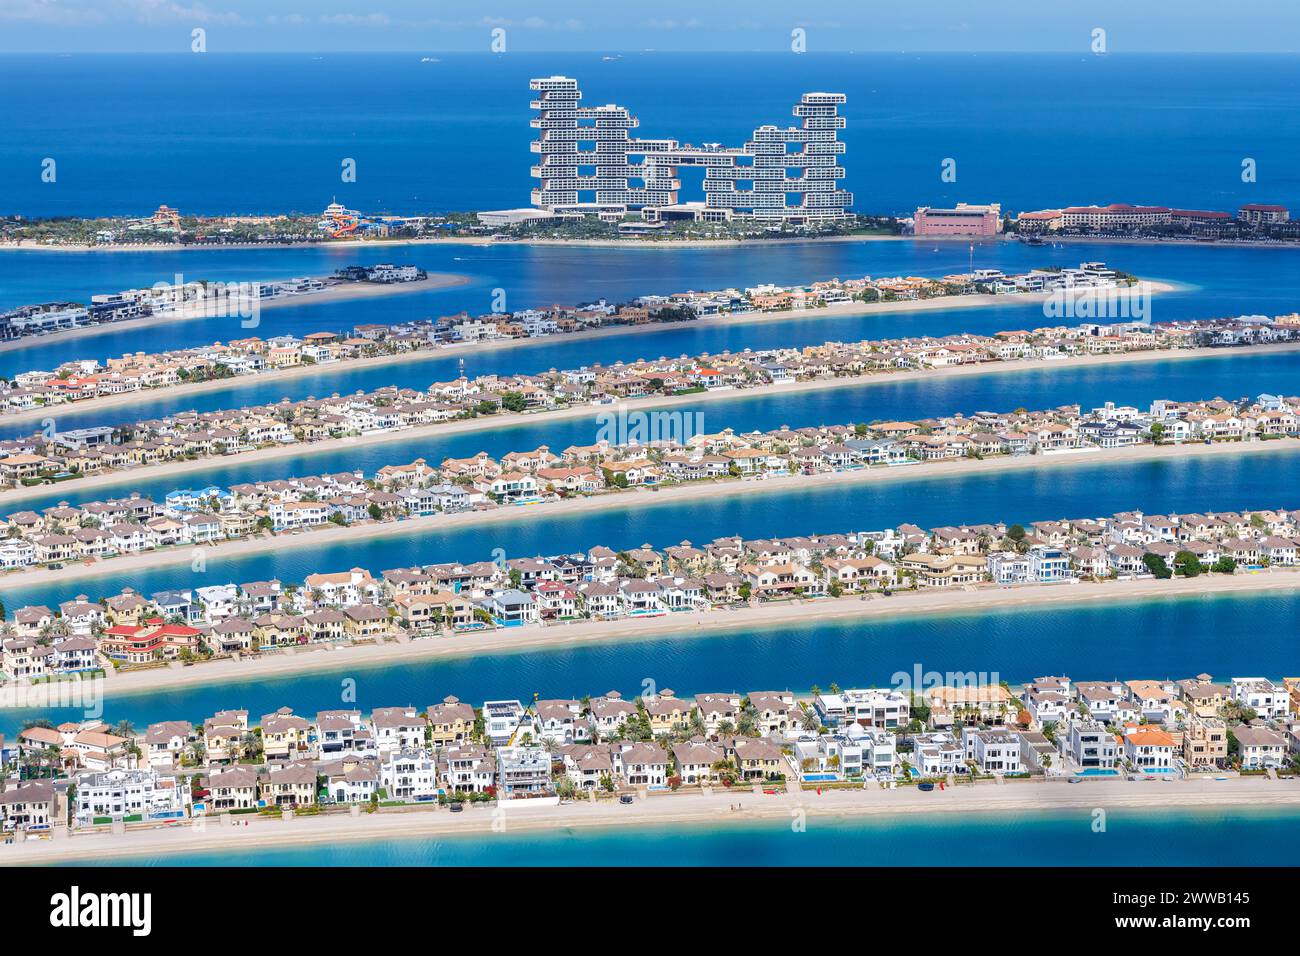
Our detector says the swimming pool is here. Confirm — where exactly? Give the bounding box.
[1074,768,1120,777]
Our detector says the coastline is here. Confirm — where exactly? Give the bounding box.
[6,329,1269,514]
[0,233,905,254]
[0,273,471,357]
[80,566,1300,699]
[4,433,1297,590]
[0,280,1177,427]
[3,435,1298,590]
[7,775,1297,867]
[6,232,1300,254]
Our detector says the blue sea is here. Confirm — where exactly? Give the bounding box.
[49,808,1300,867]
[3,52,1298,219]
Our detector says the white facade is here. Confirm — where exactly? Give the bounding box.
[962,728,1024,774]
[1061,721,1119,771]
[813,687,910,729]
[1231,677,1289,719]
[381,750,440,801]
[75,768,190,826]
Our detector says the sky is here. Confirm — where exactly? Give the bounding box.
[0,0,1298,53]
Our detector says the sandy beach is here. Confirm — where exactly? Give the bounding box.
[75,566,1300,699]
[5,774,1295,866]
[0,278,1176,428]
[0,273,470,357]
[2,434,1297,593]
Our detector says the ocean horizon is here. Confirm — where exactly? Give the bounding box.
[3,52,1298,220]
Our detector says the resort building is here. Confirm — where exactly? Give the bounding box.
[1060,204,1174,230]
[524,76,852,223]
[912,202,1002,237]
[1237,203,1290,227]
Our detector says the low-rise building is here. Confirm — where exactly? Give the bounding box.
[75,768,189,826]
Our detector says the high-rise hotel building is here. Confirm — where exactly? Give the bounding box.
[528,76,853,224]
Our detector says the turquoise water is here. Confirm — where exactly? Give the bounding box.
[2,240,1296,382]
[6,588,1298,735]
[50,807,1300,867]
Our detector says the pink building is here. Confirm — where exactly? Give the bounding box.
[913,203,1002,237]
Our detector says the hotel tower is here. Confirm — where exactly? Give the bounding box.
[527,76,853,224]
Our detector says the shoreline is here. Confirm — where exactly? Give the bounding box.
[6,232,1300,254]
[0,234,906,254]
[0,281,1177,427]
[8,332,1274,514]
[3,430,1298,592]
[7,776,1297,866]
[75,565,1300,700]
[0,273,471,357]
[3,434,1298,592]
